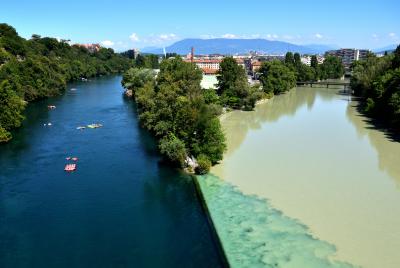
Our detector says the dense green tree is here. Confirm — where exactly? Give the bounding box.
[311,55,318,69]
[392,44,400,69]
[0,23,132,142]
[195,154,211,175]
[284,52,295,66]
[165,53,178,59]
[135,54,146,68]
[294,53,301,67]
[217,57,260,109]
[0,80,25,141]
[145,54,160,69]
[296,64,316,81]
[259,60,296,94]
[121,68,156,94]
[159,133,187,167]
[319,56,344,79]
[122,57,226,169]
[351,46,400,129]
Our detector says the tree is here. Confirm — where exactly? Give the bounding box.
[320,56,344,79]
[121,68,155,94]
[294,53,301,67]
[284,52,295,66]
[135,54,146,68]
[259,60,296,94]
[0,23,133,142]
[159,133,187,167]
[122,57,227,168]
[311,55,318,69]
[392,44,400,69]
[0,80,26,142]
[195,154,211,175]
[297,64,316,82]
[350,50,400,129]
[217,57,259,109]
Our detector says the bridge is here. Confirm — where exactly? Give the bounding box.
[297,81,350,88]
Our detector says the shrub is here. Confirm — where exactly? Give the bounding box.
[159,133,187,167]
[195,154,211,175]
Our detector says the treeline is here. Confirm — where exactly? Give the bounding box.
[351,45,400,130]
[258,52,344,95]
[121,53,345,172]
[0,23,132,142]
[120,49,162,69]
[122,58,226,174]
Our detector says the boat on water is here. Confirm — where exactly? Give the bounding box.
[87,123,103,129]
[76,126,86,130]
[48,105,56,109]
[64,163,76,172]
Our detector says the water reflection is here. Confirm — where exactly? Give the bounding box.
[212,85,400,268]
[346,103,400,188]
[222,87,341,156]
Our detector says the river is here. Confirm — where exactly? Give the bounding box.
[197,85,400,268]
[0,76,225,267]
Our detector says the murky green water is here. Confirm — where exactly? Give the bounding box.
[199,86,400,268]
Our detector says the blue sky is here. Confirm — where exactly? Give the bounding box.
[1,0,399,51]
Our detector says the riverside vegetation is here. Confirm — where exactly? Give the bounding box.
[122,57,226,174]
[351,45,400,130]
[0,23,132,142]
[122,53,344,173]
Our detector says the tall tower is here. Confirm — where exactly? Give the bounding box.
[191,47,194,63]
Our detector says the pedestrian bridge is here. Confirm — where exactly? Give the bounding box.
[297,81,350,88]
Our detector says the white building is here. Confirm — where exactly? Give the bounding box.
[326,49,370,67]
[301,56,312,66]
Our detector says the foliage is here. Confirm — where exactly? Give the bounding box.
[0,23,133,142]
[319,55,344,79]
[122,57,226,169]
[217,57,261,109]
[134,54,160,69]
[121,68,156,95]
[195,154,211,175]
[284,52,295,66]
[159,133,187,167]
[351,44,400,129]
[311,55,318,69]
[294,53,301,68]
[259,60,296,94]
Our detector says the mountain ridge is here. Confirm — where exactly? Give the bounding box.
[141,38,337,55]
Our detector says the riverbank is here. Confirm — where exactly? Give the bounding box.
[196,86,400,268]
[0,76,225,267]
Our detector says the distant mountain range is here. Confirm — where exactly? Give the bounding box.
[141,38,338,55]
[372,44,398,54]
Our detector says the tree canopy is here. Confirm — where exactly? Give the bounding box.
[259,60,297,94]
[217,57,262,109]
[0,23,133,142]
[122,57,226,168]
[351,45,400,129]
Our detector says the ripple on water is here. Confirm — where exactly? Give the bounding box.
[196,174,357,268]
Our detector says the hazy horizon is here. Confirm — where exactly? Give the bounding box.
[1,0,399,51]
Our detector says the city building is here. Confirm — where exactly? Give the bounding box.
[251,61,263,73]
[300,55,325,66]
[326,49,370,68]
[301,56,311,66]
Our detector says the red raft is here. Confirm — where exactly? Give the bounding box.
[64,163,76,172]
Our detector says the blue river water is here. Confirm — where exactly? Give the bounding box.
[0,76,224,268]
